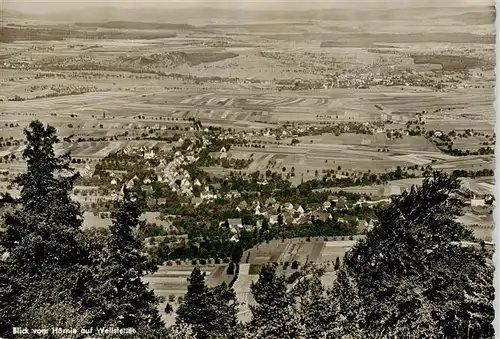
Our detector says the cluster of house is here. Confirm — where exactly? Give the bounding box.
[469,194,495,207]
[221,195,384,242]
[316,69,437,89]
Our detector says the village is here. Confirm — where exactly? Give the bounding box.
[65,122,494,248]
[0,2,496,331]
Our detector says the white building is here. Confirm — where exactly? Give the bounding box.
[144,150,155,160]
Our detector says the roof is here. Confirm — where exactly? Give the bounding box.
[265,197,276,205]
[228,218,243,226]
[344,215,359,222]
[311,212,330,222]
[191,197,203,204]
[295,215,309,224]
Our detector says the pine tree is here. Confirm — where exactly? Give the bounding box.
[249,264,303,339]
[177,266,240,339]
[336,171,494,338]
[231,242,243,264]
[289,265,337,338]
[0,121,92,335]
[88,190,164,333]
[334,257,340,270]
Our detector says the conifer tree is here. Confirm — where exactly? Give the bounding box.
[88,189,164,333]
[0,121,91,335]
[335,172,494,338]
[249,264,303,339]
[177,266,240,339]
[289,265,337,338]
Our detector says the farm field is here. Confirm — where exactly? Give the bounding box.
[233,237,363,322]
[316,176,495,197]
[143,264,219,326]
[246,236,366,267]
[224,134,494,184]
[0,2,495,331]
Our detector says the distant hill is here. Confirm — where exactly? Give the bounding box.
[0,26,177,43]
[115,51,239,68]
[2,5,495,25]
[75,21,194,30]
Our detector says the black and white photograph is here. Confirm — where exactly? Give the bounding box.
[0,0,496,338]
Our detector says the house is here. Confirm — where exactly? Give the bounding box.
[143,178,152,184]
[296,205,305,214]
[336,198,348,210]
[228,218,243,228]
[157,198,167,206]
[181,178,191,189]
[123,145,132,155]
[227,190,241,199]
[357,220,370,233]
[147,198,156,209]
[340,215,359,224]
[284,215,295,225]
[323,201,332,211]
[485,194,495,205]
[255,206,262,215]
[141,185,153,194]
[220,148,228,159]
[211,183,222,190]
[282,202,294,211]
[294,214,309,225]
[191,197,203,207]
[200,191,216,200]
[194,178,202,187]
[258,179,268,186]
[144,150,155,160]
[242,224,254,232]
[126,178,135,189]
[265,197,276,206]
[327,195,338,202]
[471,198,486,207]
[269,214,280,225]
[310,212,331,222]
[230,235,239,242]
[110,179,118,186]
[256,220,263,229]
[238,201,248,210]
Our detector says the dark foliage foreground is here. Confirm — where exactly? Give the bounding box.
[0,121,493,339]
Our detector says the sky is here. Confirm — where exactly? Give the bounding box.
[3,0,495,13]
